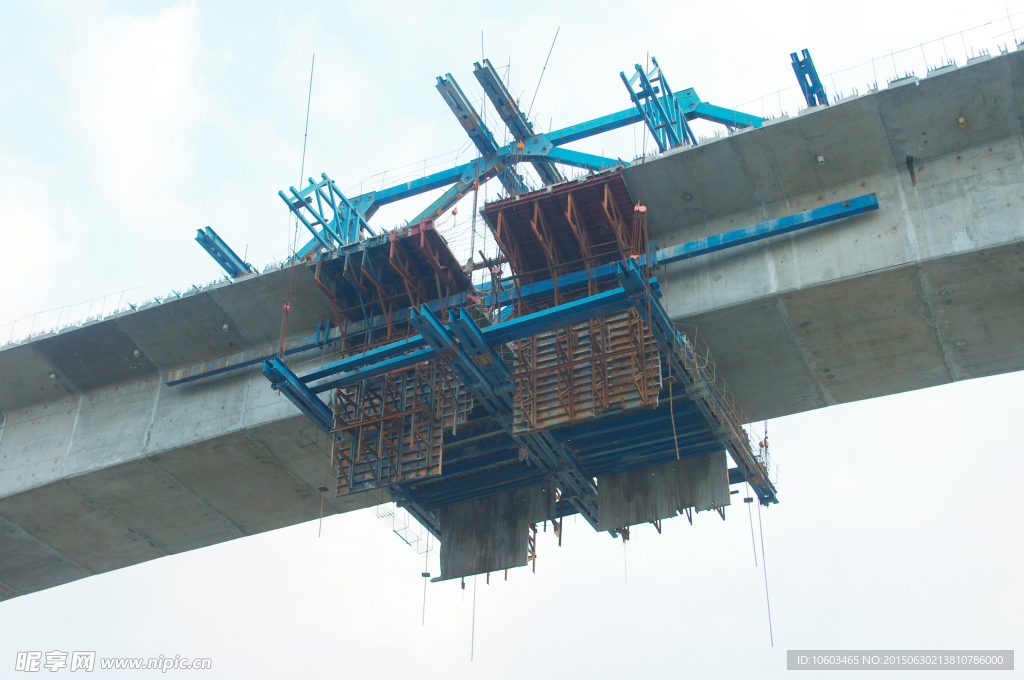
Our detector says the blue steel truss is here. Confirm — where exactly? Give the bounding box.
[620,56,697,152]
[171,194,878,387]
[282,58,764,259]
[253,196,879,531]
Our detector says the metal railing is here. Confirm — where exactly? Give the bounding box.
[673,325,778,486]
[2,288,141,347]
[732,10,1024,123]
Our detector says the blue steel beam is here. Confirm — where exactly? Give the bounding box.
[173,195,878,387]
[472,59,533,142]
[649,193,878,266]
[483,286,635,344]
[403,146,623,225]
[473,58,564,186]
[791,49,828,108]
[302,335,428,384]
[309,347,434,394]
[168,321,335,386]
[436,73,500,156]
[529,144,623,171]
[295,84,761,257]
[306,284,638,393]
[405,153,524,226]
[195,227,254,279]
[487,194,880,307]
[364,162,473,208]
[691,102,764,130]
[261,356,332,432]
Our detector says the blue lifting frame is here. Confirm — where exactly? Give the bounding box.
[620,56,697,152]
[195,227,254,278]
[282,57,764,260]
[261,259,781,520]
[171,194,879,387]
[252,195,881,519]
[791,49,829,108]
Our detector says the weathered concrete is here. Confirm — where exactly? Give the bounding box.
[597,451,730,531]
[2,49,1024,600]
[0,267,369,600]
[438,485,552,581]
[624,50,1024,419]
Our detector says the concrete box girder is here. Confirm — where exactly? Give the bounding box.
[3,48,1024,601]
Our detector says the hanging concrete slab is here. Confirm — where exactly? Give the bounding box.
[597,451,730,531]
[438,484,552,580]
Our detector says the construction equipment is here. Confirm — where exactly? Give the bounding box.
[179,52,878,580]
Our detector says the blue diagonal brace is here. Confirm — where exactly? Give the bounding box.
[410,306,600,526]
[262,357,333,432]
[279,190,333,252]
[195,227,253,278]
[473,58,564,186]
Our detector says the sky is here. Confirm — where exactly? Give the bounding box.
[0,1,1022,678]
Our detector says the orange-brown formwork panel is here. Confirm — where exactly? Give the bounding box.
[481,169,635,286]
[511,309,662,434]
[331,361,473,495]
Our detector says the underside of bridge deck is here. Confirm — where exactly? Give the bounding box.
[2,47,1023,601]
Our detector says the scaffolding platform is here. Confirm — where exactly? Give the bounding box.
[257,173,782,580]
[166,53,879,584]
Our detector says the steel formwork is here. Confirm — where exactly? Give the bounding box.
[312,219,472,349]
[166,52,885,581]
[247,189,880,579]
[330,362,472,495]
[253,191,883,546]
[482,171,634,289]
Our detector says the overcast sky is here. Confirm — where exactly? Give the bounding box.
[1,1,1022,678]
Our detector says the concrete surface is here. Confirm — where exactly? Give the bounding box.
[625,49,1024,420]
[0,266,369,601]
[438,485,552,581]
[2,49,1024,600]
[597,451,729,531]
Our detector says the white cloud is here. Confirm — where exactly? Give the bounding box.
[0,152,62,329]
[59,1,203,217]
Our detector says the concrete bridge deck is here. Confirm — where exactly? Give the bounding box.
[2,48,1023,600]
[627,50,1024,419]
